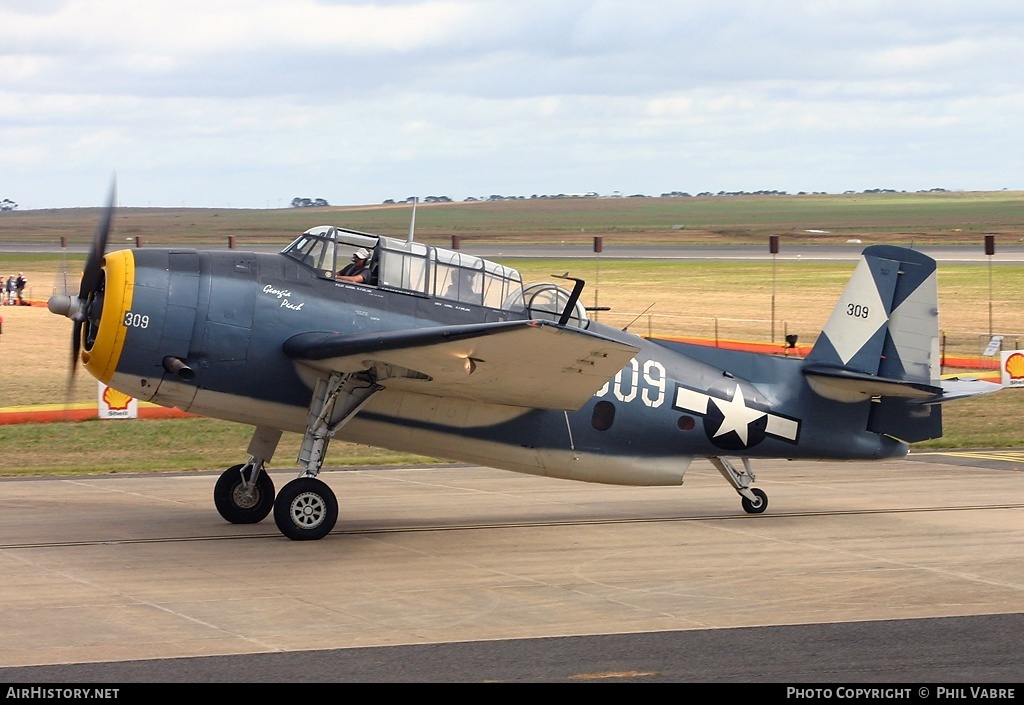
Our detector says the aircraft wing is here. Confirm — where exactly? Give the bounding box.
[283,320,640,410]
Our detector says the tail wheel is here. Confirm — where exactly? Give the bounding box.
[741,488,768,514]
[214,464,275,524]
[274,477,338,541]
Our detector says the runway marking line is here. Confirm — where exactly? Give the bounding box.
[913,450,1024,464]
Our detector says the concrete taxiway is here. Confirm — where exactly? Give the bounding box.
[1,452,1023,676]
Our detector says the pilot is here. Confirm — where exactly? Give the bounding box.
[337,248,371,283]
[445,269,479,301]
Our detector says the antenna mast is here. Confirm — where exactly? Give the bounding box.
[407,197,418,242]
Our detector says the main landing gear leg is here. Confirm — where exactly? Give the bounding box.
[214,426,283,524]
[274,371,383,541]
[709,456,768,514]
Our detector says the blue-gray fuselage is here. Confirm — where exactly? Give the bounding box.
[100,247,906,487]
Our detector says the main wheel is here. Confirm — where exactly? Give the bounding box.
[741,487,768,514]
[274,477,338,541]
[214,464,276,524]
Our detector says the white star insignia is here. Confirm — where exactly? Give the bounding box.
[673,383,800,447]
[709,387,767,446]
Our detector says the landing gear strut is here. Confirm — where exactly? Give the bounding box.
[214,374,381,539]
[272,371,382,540]
[709,456,769,514]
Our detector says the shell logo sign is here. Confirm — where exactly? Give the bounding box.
[1001,351,1024,388]
[98,382,138,419]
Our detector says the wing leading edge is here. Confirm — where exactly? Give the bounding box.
[283,320,641,410]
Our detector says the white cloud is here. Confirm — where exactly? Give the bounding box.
[2,1,1024,207]
[0,1,475,54]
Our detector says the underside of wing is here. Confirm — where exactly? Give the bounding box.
[283,320,640,410]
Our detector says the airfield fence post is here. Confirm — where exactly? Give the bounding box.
[714,318,719,347]
[769,235,779,343]
[985,234,995,336]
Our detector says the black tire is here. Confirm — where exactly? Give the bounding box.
[214,464,275,524]
[274,477,338,541]
[741,487,768,514]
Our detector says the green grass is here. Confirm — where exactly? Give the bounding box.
[0,418,442,477]
[4,189,1024,247]
[915,392,1024,449]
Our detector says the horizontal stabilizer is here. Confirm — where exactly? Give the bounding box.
[932,377,1004,404]
[803,363,942,402]
[284,319,640,410]
[804,364,1003,406]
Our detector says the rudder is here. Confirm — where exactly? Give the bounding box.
[803,246,946,441]
[799,245,999,442]
[806,245,938,381]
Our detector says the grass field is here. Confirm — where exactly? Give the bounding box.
[0,193,1021,476]
[4,189,1024,247]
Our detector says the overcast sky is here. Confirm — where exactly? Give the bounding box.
[2,1,1023,209]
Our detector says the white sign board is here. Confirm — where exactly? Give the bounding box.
[983,335,1003,357]
[1001,350,1024,388]
[98,381,138,419]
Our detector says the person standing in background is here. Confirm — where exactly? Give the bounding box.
[15,273,27,305]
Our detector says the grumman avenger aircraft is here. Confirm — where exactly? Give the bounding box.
[49,191,1001,540]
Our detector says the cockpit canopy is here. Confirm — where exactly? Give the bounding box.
[281,226,368,281]
[281,225,532,314]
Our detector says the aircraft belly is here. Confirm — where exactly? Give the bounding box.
[187,389,309,433]
[537,450,690,485]
[340,416,690,486]
[339,391,692,486]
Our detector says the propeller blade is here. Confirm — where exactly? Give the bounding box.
[79,179,116,300]
[61,320,84,420]
[70,320,83,385]
[57,178,115,390]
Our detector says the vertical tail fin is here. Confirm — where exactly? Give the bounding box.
[804,246,943,442]
[803,245,999,442]
[806,245,939,382]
